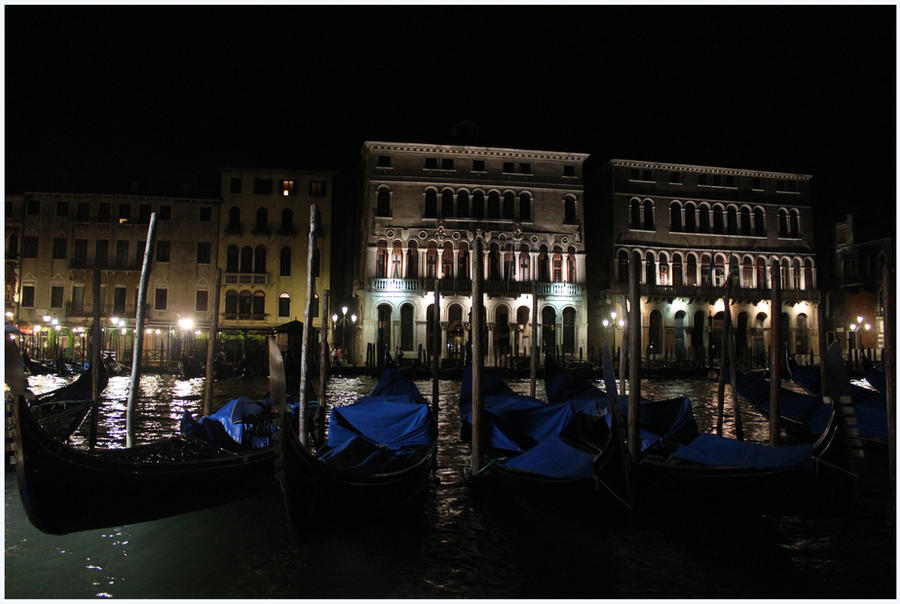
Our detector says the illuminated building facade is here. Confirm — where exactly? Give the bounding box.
[585,159,819,366]
[354,141,590,367]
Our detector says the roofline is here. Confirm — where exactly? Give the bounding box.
[609,158,813,181]
[216,167,338,175]
[362,140,590,162]
[23,191,222,203]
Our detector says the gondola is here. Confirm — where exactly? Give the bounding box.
[9,342,276,535]
[634,342,856,515]
[862,356,887,394]
[274,339,437,538]
[29,361,109,441]
[177,355,205,379]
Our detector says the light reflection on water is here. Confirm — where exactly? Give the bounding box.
[5,372,894,598]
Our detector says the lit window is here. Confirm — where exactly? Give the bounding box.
[281,179,295,196]
[309,181,327,197]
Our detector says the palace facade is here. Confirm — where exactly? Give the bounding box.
[353,141,590,367]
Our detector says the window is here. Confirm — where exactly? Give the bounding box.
[377,155,391,167]
[400,304,414,350]
[563,307,576,354]
[74,202,89,220]
[280,247,291,276]
[503,162,515,173]
[156,241,170,262]
[281,179,295,196]
[21,285,34,307]
[50,286,63,309]
[789,209,800,237]
[309,180,327,197]
[488,191,500,219]
[97,203,111,222]
[255,207,268,230]
[253,291,265,316]
[424,190,437,218]
[726,175,735,187]
[196,242,211,264]
[278,292,290,317]
[6,233,17,257]
[23,236,38,258]
[74,239,88,266]
[564,165,576,177]
[375,241,388,278]
[155,288,168,310]
[200,206,212,221]
[254,245,267,273]
[426,245,437,279]
[159,205,172,220]
[642,200,654,230]
[670,202,682,232]
[425,157,437,169]
[670,171,681,184]
[230,177,242,194]
[407,241,418,278]
[519,193,531,221]
[254,178,273,195]
[740,207,752,236]
[138,204,151,224]
[118,204,131,223]
[226,245,239,272]
[519,163,531,174]
[196,290,208,312]
[224,290,238,314]
[726,206,738,235]
[376,188,391,216]
[778,209,789,237]
[56,201,69,218]
[630,199,641,229]
[71,285,85,312]
[699,174,709,185]
[442,158,454,170]
[752,177,762,189]
[95,240,108,267]
[114,287,127,314]
[116,240,129,267]
[391,242,403,277]
[441,190,454,217]
[52,237,67,259]
[472,191,484,219]
[502,192,515,219]
[227,206,241,231]
[713,175,722,186]
[630,168,640,180]
[456,191,469,218]
[473,159,485,172]
[27,199,40,215]
[642,169,653,181]
[280,208,294,233]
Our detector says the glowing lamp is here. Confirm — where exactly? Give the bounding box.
[351,314,357,323]
[602,319,609,328]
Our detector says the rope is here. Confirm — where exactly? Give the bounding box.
[813,455,858,478]
[471,457,500,477]
[594,476,634,510]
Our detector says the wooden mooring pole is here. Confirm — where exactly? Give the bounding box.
[882,260,895,480]
[769,261,782,446]
[716,273,733,436]
[89,266,102,449]
[202,268,222,417]
[530,279,538,398]
[471,236,485,473]
[627,251,642,463]
[126,212,158,448]
[297,204,318,446]
[619,294,627,397]
[432,274,441,416]
[318,289,330,446]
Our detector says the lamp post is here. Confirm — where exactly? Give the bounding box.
[332,306,357,365]
[849,315,872,366]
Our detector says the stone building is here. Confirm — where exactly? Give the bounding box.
[585,159,819,367]
[11,192,220,367]
[353,141,590,367]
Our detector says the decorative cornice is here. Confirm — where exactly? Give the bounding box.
[363,141,590,163]
[609,159,812,181]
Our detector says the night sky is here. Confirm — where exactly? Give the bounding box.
[5,5,896,232]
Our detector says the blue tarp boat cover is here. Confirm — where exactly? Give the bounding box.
[501,436,597,479]
[791,364,886,407]
[181,395,285,449]
[670,433,814,469]
[316,369,434,472]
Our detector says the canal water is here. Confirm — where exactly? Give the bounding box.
[5,373,896,598]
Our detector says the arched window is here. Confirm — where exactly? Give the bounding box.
[252,291,265,316]
[441,189,454,217]
[699,204,710,233]
[442,242,454,278]
[645,251,656,285]
[400,303,415,351]
[643,199,655,230]
[426,304,436,357]
[630,199,641,229]
[488,243,501,280]
[712,205,724,234]
[753,207,766,237]
[228,206,240,230]
[254,245,266,273]
[562,307,576,354]
[658,253,669,285]
[740,206,752,236]
[278,292,290,318]
[566,247,577,283]
[7,233,17,258]
[670,202,682,232]
[502,192,515,219]
[377,303,392,353]
[686,254,698,286]
[496,305,511,356]
[692,310,705,350]
[424,189,437,218]
[564,197,576,224]
[426,242,437,279]
[376,188,391,216]
[255,207,268,230]
[240,246,253,273]
[780,258,790,288]
[391,241,403,278]
[504,245,515,281]
[519,244,530,281]
[488,191,500,219]
[226,244,239,272]
[674,310,686,359]
[792,258,802,289]
[407,240,418,279]
[673,253,683,286]
[736,311,748,358]
[457,190,469,218]
[542,306,557,355]
[457,243,469,279]
[239,290,252,315]
[538,245,550,282]
[789,209,800,238]
[742,257,753,287]
[796,313,809,354]
[700,253,712,285]
[757,257,767,289]
[552,246,563,282]
[778,209,789,237]
[280,246,291,276]
[804,258,814,289]
[375,240,388,278]
[281,208,294,233]
[713,254,725,286]
[684,202,697,232]
[472,191,485,219]
[726,205,738,235]
[224,290,238,314]
[519,193,531,222]
[649,309,662,355]
[618,249,630,284]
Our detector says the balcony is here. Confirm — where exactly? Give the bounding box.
[366,278,583,298]
[276,225,297,237]
[251,224,272,236]
[222,313,268,321]
[621,283,820,304]
[224,223,242,235]
[224,272,268,286]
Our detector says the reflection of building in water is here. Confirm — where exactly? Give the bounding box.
[585,159,820,366]
[354,141,589,367]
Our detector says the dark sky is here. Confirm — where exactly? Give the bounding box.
[5,5,896,229]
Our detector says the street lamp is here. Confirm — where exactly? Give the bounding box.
[333,307,357,365]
